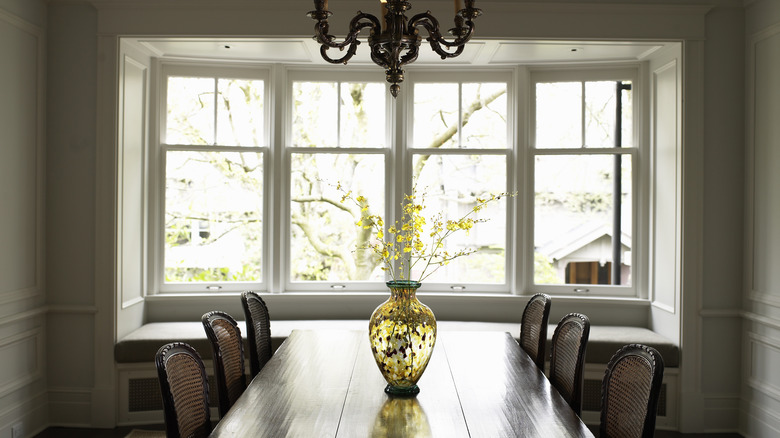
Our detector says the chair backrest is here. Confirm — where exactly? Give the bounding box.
[241,291,273,377]
[155,342,211,438]
[600,343,665,438]
[520,293,552,369]
[549,313,590,416]
[202,311,246,418]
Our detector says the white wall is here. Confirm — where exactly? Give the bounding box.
[36,0,747,433]
[0,0,48,436]
[698,4,746,432]
[743,1,780,436]
[46,1,107,429]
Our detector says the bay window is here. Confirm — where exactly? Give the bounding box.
[149,62,641,297]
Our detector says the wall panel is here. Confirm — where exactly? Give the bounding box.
[0,2,47,437]
[743,2,780,434]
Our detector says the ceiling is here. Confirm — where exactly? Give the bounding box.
[131,37,669,66]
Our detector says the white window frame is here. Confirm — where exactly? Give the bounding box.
[526,66,643,298]
[282,68,394,293]
[404,69,515,294]
[150,61,272,294]
[145,61,646,298]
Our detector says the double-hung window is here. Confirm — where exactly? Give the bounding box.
[155,64,269,293]
[285,70,511,292]
[286,71,389,290]
[407,71,511,290]
[530,68,638,296]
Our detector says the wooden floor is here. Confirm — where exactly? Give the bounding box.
[34,425,164,438]
[33,425,743,438]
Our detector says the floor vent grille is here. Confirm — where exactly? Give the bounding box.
[128,376,219,412]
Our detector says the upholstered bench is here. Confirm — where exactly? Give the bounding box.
[114,320,679,367]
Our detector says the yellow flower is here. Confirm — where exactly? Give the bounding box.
[336,181,515,282]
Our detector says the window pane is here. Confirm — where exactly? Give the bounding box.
[621,86,633,148]
[413,83,458,148]
[535,82,581,149]
[413,154,508,284]
[585,81,633,148]
[165,151,263,283]
[414,82,508,149]
[340,82,387,147]
[292,82,338,147]
[290,153,385,282]
[216,79,265,146]
[585,81,620,148]
[534,154,632,286]
[166,77,215,145]
[461,83,508,148]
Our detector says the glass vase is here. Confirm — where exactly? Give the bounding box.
[368,280,437,396]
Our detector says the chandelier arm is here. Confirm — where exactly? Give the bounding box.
[369,45,392,69]
[319,44,360,65]
[314,13,379,49]
[398,44,420,68]
[408,12,476,58]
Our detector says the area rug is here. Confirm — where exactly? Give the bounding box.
[124,429,166,438]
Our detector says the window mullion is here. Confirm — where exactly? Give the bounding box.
[212,78,218,145]
[580,81,586,148]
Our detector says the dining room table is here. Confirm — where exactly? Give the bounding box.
[209,329,595,437]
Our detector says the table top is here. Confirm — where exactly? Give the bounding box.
[209,329,594,437]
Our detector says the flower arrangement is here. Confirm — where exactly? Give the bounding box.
[338,183,513,282]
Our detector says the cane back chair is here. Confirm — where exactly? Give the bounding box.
[202,311,246,418]
[520,293,552,369]
[600,343,665,438]
[241,291,273,377]
[549,312,590,416]
[155,342,212,438]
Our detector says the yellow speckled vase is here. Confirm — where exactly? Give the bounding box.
[368,280,437,396]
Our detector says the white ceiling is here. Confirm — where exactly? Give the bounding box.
[132,37,667,65]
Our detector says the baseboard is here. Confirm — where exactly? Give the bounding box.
[740,398,780,438]
[48,387,92,427]
[0,389,48,438]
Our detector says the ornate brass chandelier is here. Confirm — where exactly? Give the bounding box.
[308,0,482,97]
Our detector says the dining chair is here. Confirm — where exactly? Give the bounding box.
[600,343,665,438]
[202,311,246,418]
[241,290,273,378]
[155,342,212,438]
[549,312,590,416]
[520,293,552,369]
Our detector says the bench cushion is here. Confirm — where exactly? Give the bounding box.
[114,320,678,367]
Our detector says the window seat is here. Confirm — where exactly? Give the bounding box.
[114,320,679,367]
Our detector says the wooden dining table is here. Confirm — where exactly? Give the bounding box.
[209,329,594,437]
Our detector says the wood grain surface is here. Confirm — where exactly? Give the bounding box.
[209,330,594,437]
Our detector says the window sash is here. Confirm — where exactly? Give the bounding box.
[153,63,271,293]
[528,68,640,297]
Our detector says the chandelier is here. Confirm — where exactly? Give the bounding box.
[307,0,482,97]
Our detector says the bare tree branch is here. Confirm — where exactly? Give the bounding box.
[413,87,506,177]
[292,195,357,215]
[292,213,357,279]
